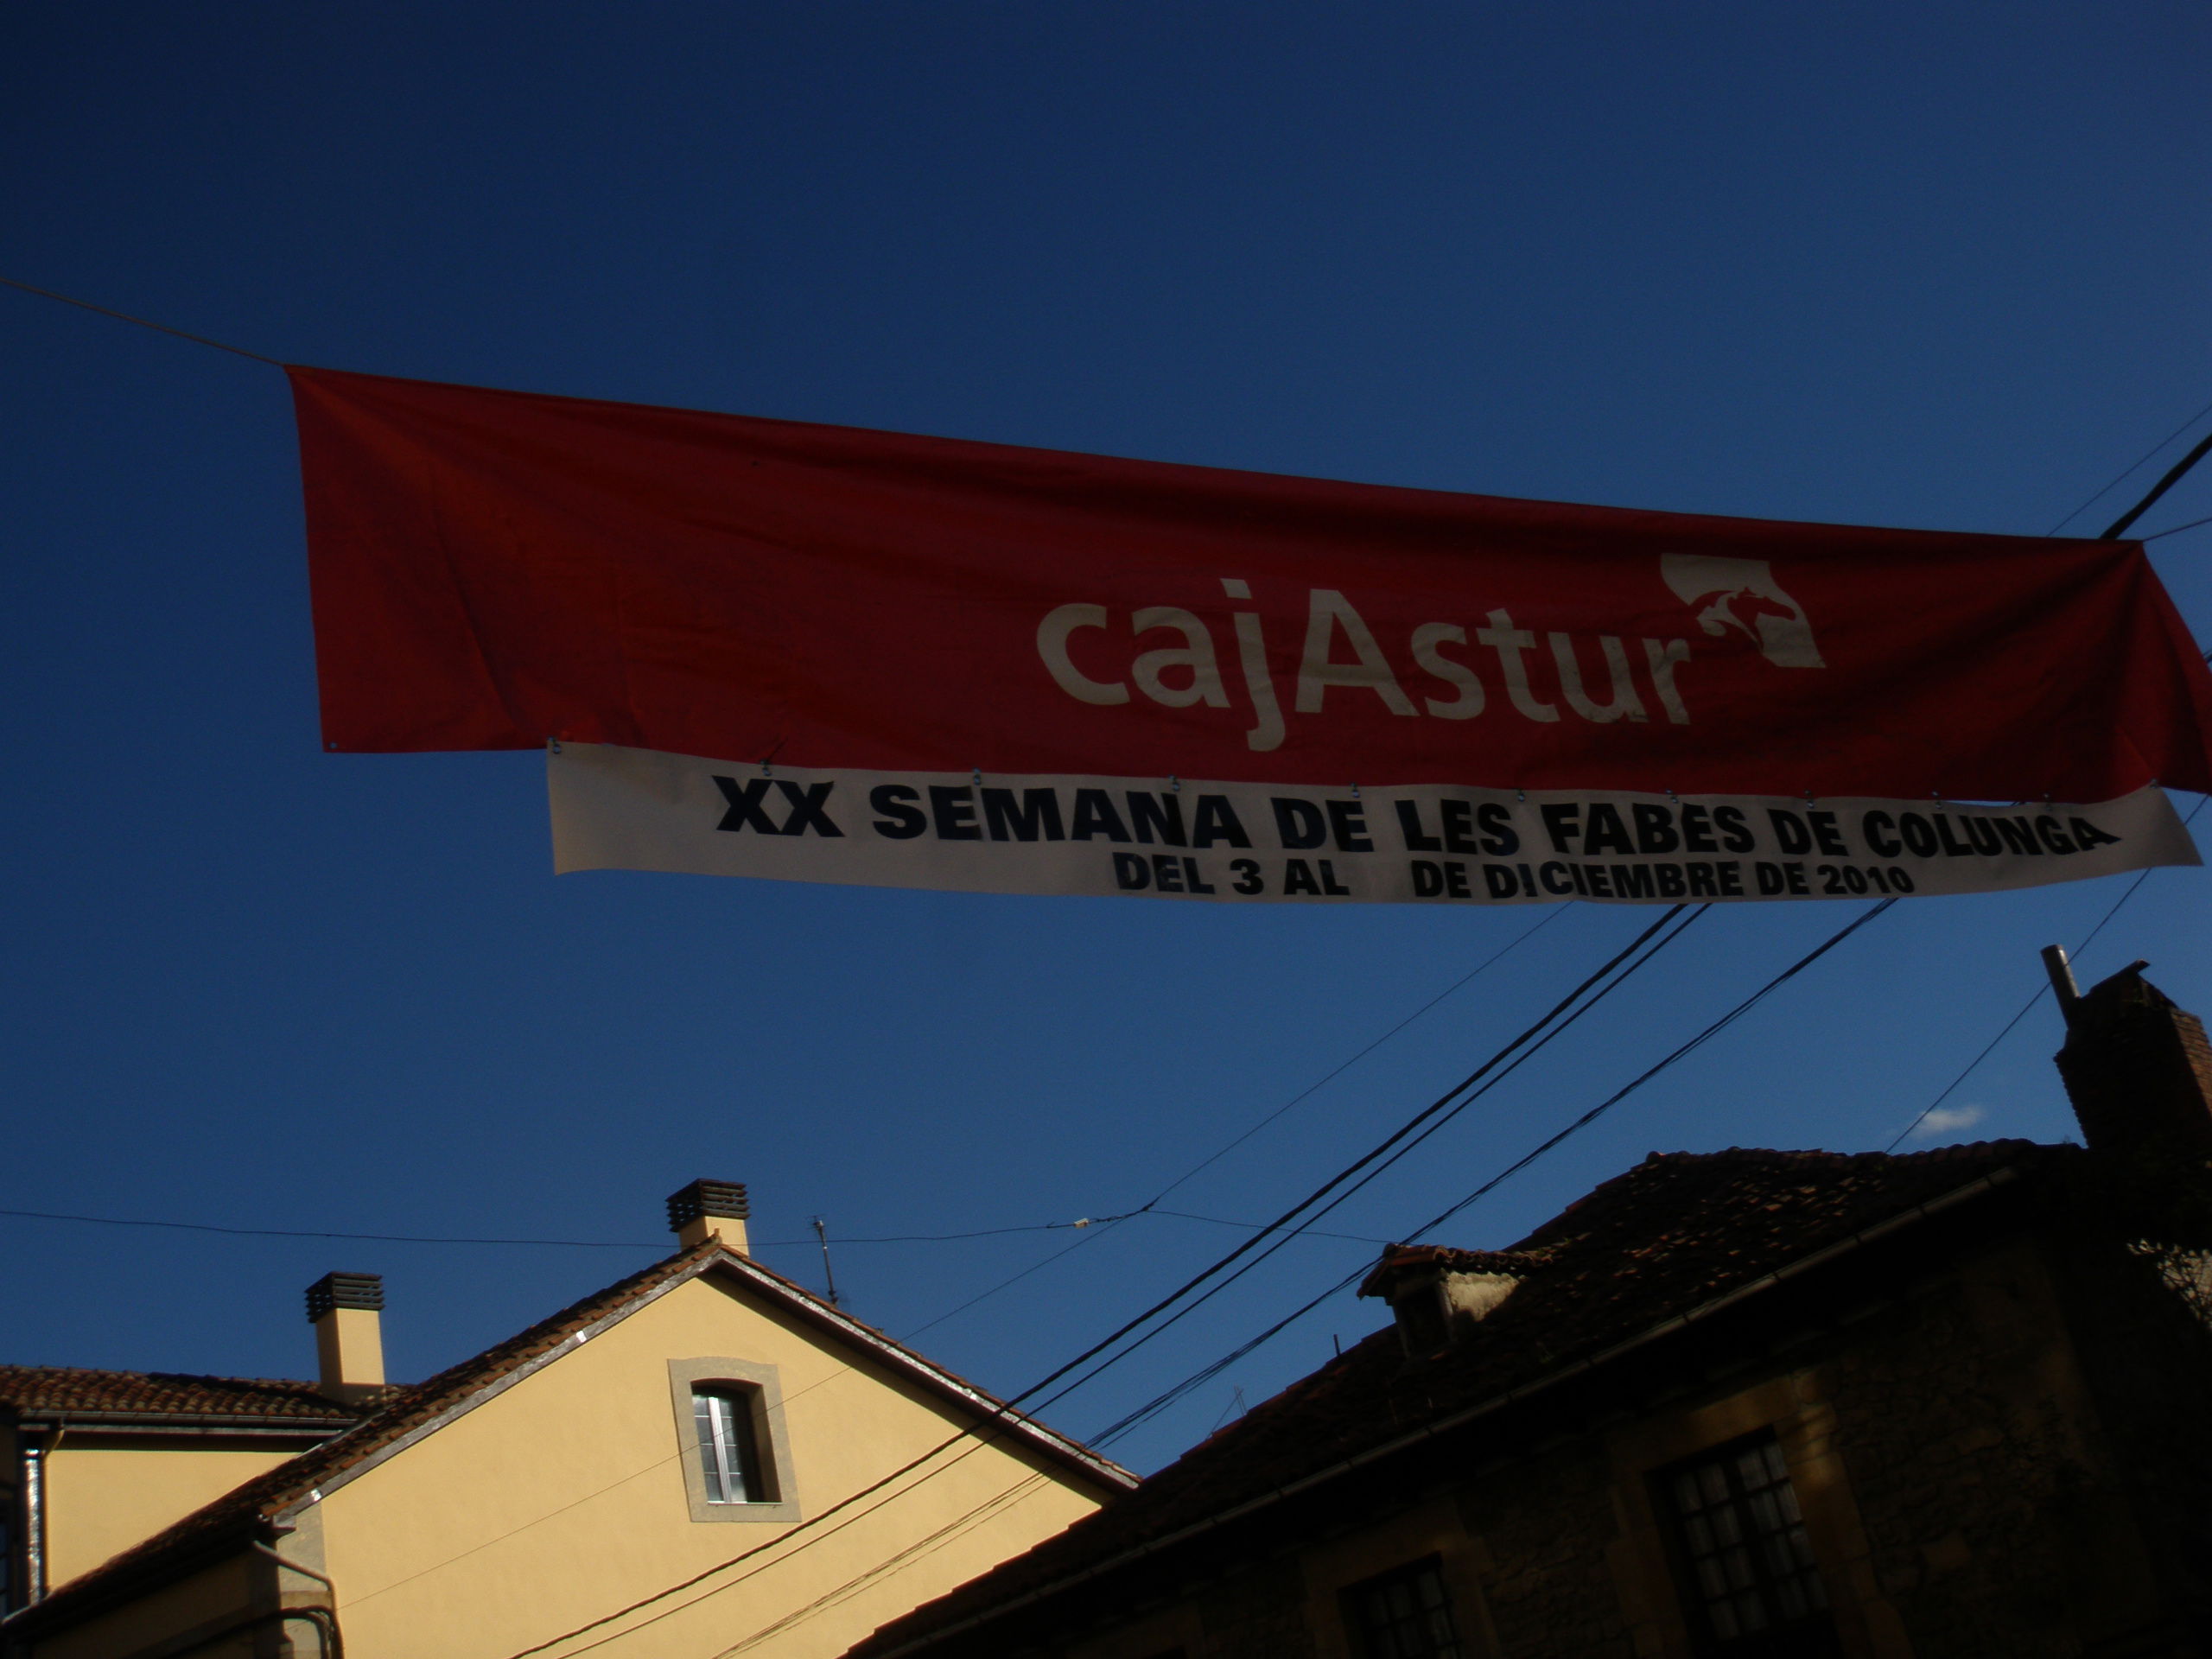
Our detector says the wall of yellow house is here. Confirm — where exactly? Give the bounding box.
[41,1440,302,1590]
[313,1268,1114,1659]
[27,1550,261,1659]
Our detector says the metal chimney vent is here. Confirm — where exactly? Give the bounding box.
[667,1179,750,1233]
[306,1272,385,1323]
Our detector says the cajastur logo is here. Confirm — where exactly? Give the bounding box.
[1660,555,1825,669]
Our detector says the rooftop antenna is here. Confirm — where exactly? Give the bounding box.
[811,1217,841,1307]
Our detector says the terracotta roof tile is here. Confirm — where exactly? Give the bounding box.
[0,1367,362,1423]
[853,1139,2066,1656]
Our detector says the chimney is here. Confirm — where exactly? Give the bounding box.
[668,1179,750,1253]
[2047,949,2212,1162]
[1359,1247,1533,1355]
[306,1272,386,1405]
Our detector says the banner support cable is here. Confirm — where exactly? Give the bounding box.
[2102,429,2212,539]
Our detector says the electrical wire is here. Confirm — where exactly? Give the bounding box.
[2047,395,2212,534]
[1138,904,1568,1207]
[0,273,282,365]
[989,906,1693,1421]
[0,1205,1125,1251]
[895,904,1567,1338]
[2102,429,2212,541]
[2145,512,2212,543]
[0,907,1560,1272]
[1017,906,1710,1423]
[1091,897,1896,1446]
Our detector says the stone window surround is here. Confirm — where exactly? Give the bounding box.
[667,1357,802,1525]
[1302,1494,1495,1659]
[1605,1371,1886,1657]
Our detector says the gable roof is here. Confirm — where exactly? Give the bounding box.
[853,1139,2070,1656]
[6,1237,1133,1637]
[0,1367,361,1430]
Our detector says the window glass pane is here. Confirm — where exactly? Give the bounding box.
[695,1395,728,1502]
[693,1387,766,1504]
[1347,1560,1461,1659]
[1656,1433,1834,1654]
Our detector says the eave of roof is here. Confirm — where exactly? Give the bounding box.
[0,1367,364,1429]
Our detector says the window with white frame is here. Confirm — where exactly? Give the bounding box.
[692,1384,773,1504]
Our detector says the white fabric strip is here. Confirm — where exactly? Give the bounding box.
[548,742,2198,905]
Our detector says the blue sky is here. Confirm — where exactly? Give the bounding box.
[3,3,2209,1477]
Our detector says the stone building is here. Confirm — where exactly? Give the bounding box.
[849,959,2212,1659]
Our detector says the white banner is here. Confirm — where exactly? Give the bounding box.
[548,742,2198,905]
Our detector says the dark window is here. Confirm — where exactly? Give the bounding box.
[692,1385,772,1503]
[1658,1434,1836,1656]
[1344,1556,1464,1659]
[1,1498,12,1613]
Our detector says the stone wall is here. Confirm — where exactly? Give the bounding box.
[1193,1553,1314,1659]
[1034,1185,2212,1659]
[1457,1442,1634,1658]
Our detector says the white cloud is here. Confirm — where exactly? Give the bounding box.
[1910,1103,1987,1141]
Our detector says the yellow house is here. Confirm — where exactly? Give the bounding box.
[1,1180,1132,1658]
[0,1369,367,1613]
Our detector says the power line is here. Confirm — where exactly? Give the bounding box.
[991,906,1694,1422]
[0,1208,668,1249]
[0,273,282,366]
[2102,429,2212,540]
[2144,512,2212,543]
[2047,394,2212,534]
[1019,906,1710,1423]
[0,1205,1135,1251]
[1091,898,1896,1447]
[896,906,1567,1338]
[1138,905,1569,1207]
[0,1200,1402,1255]
[6,908,1560,1275]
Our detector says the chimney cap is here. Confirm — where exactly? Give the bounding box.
[668,1179,750,1234]
[306,1272,385,1323]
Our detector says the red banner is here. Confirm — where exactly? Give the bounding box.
[290,366,2212,904]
